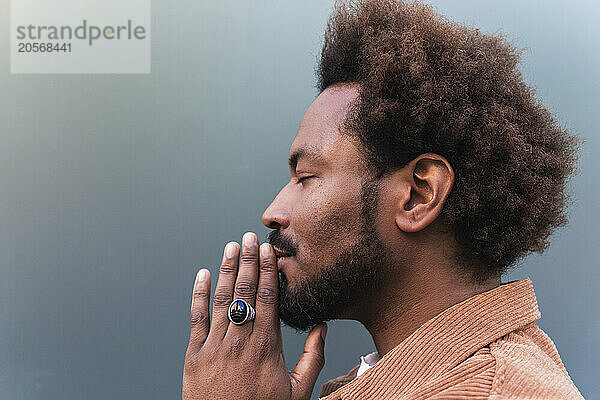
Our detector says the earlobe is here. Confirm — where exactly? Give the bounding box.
[394,154,454,233]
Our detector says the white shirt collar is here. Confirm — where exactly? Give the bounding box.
[356,351,381,377]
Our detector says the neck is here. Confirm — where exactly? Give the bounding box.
[356,269,501,356]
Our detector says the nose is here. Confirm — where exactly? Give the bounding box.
[262,183,292,230]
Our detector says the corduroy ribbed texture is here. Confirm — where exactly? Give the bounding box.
[319,278,583,399]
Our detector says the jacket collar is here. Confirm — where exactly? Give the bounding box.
[320,278,541,399]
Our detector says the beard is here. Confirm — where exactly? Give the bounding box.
[267,177,390,332]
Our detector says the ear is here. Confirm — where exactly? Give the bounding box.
[393,153,454,233]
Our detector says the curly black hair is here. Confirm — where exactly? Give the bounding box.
[317,0,582,282]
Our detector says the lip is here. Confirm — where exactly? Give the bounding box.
[273,246,293,259]
[276,255,293,270]
[273,246,294,270]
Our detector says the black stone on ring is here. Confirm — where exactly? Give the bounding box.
[228,299,255,325]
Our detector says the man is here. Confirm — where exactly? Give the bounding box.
[182,0,583,399]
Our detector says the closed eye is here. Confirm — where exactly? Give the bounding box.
[297,176,314,184]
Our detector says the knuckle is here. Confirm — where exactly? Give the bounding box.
[228,335,246,358]
[260,258,275,272]
[257,286,278,304]
[193,289,209,300]
[212,291,232,308]
[240,251,258,264]
[234,281,257,297]
[254,334,274,354]
[190,310,208,326]
[219,262,236,274]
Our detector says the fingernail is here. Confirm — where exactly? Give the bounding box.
[320,324,328,341]
[225,242,236,259]
[197,269,208,283]
[260,243,272,257]
[243,232,257,248]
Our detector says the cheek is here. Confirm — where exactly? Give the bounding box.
[292,183,364,269]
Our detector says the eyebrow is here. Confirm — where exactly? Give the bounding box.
[288,146,323,173]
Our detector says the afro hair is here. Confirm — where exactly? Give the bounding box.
[317,0,582,282]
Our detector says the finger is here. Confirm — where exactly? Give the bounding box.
[210,241,240,340]
[290,324,327,400]
[187,269,211,352]
[226,232,259,336]
[253,242,280,334]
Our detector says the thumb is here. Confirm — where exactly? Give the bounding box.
[290,323,327,400]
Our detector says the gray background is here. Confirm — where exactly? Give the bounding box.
[1,0,598,399]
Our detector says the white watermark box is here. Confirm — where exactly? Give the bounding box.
[11,0,151,74]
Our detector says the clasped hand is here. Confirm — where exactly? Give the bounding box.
[182,232,327,400]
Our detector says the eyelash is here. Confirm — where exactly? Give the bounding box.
[297,176,313,184]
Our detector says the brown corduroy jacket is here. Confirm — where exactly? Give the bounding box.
[319,278,583,399]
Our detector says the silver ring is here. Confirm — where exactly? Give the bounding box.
[228,299,255,325]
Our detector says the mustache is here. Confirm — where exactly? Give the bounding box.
[266,230,297,256]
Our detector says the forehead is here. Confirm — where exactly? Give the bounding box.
[290,83,363,168]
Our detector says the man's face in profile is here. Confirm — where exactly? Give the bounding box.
[262,84,392,331]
